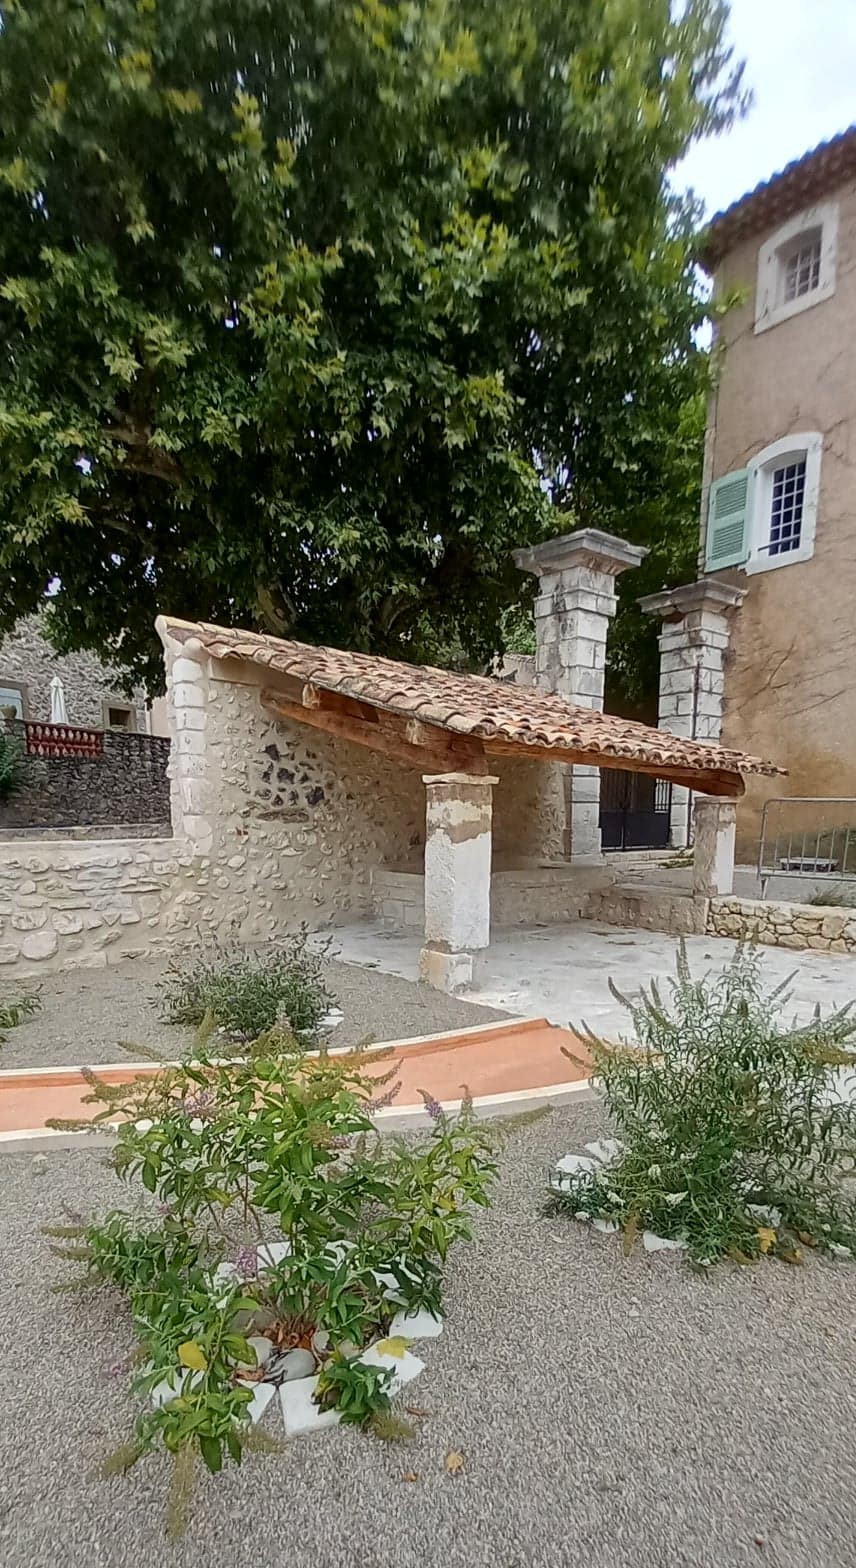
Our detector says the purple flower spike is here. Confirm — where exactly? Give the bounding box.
[179,1088,216,1120]
[417,1089,444,1122]
[367,1083,400,1113]
[234,1244,258,1281]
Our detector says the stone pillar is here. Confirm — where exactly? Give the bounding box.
[418,772,497,994]
[155,619,215,855]
[639,580,745,849]
[514,529,647,861]
[692,797,737,898]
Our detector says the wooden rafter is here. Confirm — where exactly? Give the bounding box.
[260,688,488,775]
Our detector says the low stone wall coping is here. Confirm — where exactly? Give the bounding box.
[708,894,856,954]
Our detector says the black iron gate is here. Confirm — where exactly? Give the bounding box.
[599,769,672,851]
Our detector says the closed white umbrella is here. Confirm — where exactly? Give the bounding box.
[49,675,68,724]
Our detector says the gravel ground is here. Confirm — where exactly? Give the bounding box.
[0,955,509,1070]
[2,1102,855,1568]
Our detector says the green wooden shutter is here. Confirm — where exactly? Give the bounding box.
[704,468,752,569]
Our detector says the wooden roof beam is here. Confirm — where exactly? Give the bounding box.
[261,688,488,775]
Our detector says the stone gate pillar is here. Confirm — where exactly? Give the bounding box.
[639,580,745,848]
[514,529,647,860]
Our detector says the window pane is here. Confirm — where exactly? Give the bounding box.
[783,235,821,302]
[0,685,24,719]
[768,459,806,555]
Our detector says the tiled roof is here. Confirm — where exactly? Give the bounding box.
[160,618,782,784]
[698,125,856,269]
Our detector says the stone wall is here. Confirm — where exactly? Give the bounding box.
[492,756,566,862]
[707,895,856,954]
[0,839,192,971]
[0,613,147,729]
[372,864,614,932]
[585,883,709,935]
[1,728,170,830]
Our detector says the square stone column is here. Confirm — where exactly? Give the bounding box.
[514,529,647,860]
[155,619,215,854]
[640,580,745,849]
[692,797,737,898]
[418,772,497,994]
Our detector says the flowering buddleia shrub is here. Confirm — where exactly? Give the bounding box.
[547,943,856,1266]
[48,1030,496,1534]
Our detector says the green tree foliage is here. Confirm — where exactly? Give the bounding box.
[605,389,706,711]
[0,0,742,688]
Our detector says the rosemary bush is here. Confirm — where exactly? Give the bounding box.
[548,944,856,1265]
[49,1030,497,1534]
[163,928,332,1040]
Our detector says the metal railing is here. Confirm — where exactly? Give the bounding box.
[758,797,856,897]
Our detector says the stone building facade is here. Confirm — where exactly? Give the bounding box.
[0,612,147,730]
[643,129,856,858]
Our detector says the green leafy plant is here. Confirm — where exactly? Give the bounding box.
[50,1033,497,1533]
[0,732,26,801]
[0,0,745,690]
[315,1356,394,1426]
[806,886,856,907]
[547,943,856,1266]
[163,929,332,1040]
[0,986,40,1041]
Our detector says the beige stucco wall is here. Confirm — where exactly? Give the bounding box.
[0,632,567,977]
[705,174,856,855]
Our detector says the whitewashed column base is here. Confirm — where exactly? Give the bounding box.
[418,945,476,994]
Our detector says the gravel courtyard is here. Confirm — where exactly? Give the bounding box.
[2,1101,854,1568]
[0,954,509,1070]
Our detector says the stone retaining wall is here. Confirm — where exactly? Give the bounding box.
[0,839,192,971]
[707,896,856,953]
[1,728,170,830]
[585,883,709,935]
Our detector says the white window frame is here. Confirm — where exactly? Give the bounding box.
[754,201,838,334]
[745,432,822,574]
[102,696,136,732]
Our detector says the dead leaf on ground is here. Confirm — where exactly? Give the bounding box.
[405,1406,430,1418]
[402,1471,420,1483]
[444,1449,466,1475]
[756,1226,776,1255]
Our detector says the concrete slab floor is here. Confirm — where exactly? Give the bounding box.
[329,918,856,1039]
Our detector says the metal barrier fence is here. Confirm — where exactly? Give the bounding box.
[758,797,856,897]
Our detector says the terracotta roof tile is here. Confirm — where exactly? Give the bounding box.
[159,619,782,782]
[698,125,856,269]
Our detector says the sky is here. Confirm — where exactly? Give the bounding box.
[678,0,856,220]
